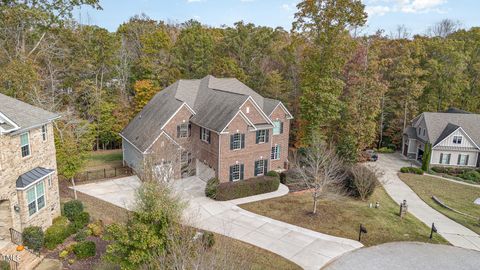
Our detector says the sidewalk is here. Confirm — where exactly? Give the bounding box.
[75,176,363,270]
[374,153,480,251]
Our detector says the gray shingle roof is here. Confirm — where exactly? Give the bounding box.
[121,75,290,152]
[0,93,59,134]
[16,167,54,189]
[412,112,480,147]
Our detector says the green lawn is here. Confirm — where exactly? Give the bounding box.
[400,173,480,235]
[83,149,123,171]
[240,186,447,247]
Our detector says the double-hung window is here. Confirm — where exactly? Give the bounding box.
[229,164,244,181]
[256,130,269,144]
[27,181,45,216]
[273,121,283,135]
[254,160,268,176]
[42,124,48,141]
[457,154,469,166]
[230,133,245,150]
[439,153,451,165]
[453,136,462,144]
[20,132,30,158]
[271,144,281,160]
[200,127,211,143]
[177,123,190,138]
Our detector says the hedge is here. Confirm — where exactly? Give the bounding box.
[214,176,280,201]
[461,170,480,182]
[377,147,395,153]
[400,167,424,175]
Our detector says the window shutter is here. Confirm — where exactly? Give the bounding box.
[265,130,269,143]
[447,154,451,164]
[188,123,192,137]
[200,127,202,139]
[255,131,259,144]
[240,164,244,180]
[280,122,284,134]
[439,153,443,164]
[229,166,233,181]
[263,159,268,174]
[457,155,461,165]
[466,155,469,165]
[230,135,234,150]
[271,147,275,159]
[241,134,245,148]
[177,125,180,138]
[254,161,258,176]
[207,131,211,143]
[278,145,281,159]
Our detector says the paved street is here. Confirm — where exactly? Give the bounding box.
[75,176,363,270]
[324,242,480,270]
[373,153,480,251]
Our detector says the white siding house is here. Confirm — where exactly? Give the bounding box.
[402,110,480,168]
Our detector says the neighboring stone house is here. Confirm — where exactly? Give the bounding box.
[121,75,293,182]
[0,93,61,242]
[402,109,480,168]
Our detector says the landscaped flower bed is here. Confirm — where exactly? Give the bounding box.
[430,166,480,184]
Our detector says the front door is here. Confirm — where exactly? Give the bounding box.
[0,200,12,241]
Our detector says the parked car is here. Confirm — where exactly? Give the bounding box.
[364,149,378,161]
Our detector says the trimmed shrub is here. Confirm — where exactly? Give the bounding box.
[72,212,90,230]
[346,166,380,201]
[214,176,280,201]
[44,216,76,250]
[63,200,84,222]
[87,221,104,237]
[400,167,424,175]
[59,249,69,259]
[22,226,44,252]
[74,229,88,242]
[266,171,279,177]
[205,178,220,199]
[73,241,96,259]
[202,231,215,249]
[279,172,287,184]
[461,170,480,182]
[377,147,395,153]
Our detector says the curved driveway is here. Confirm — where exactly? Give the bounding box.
[373,153,480,251]
[75,176,363,270]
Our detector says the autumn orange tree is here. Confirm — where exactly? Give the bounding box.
[133,80,161,113]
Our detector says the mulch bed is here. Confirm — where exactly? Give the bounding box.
[44,235,109,270]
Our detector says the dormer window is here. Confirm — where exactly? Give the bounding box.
[453,136,462,144]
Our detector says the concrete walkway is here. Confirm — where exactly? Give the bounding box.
[75,176,363,270]
[373,153,480,251]
[323,242,480,270]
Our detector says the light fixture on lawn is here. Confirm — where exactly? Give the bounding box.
[358,224,367,241]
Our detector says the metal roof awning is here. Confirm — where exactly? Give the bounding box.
[16,167,55,190]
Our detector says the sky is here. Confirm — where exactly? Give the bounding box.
[75,0,480,35]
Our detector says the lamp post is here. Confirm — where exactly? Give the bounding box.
[358,224,367,242]
[430,223,437,239]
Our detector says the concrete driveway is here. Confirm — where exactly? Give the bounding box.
[373,153,480,251]
[75,176,363,270]
[324,242,480,270]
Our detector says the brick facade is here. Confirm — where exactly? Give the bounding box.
[0,123,60,239]
[270,105,291,171]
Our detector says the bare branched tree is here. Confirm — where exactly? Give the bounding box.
[427,19,461,38]
[293,136,346,214]
[348,165,384,201]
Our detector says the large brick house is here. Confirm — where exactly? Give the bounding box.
[402,109,480,168]
[121,75,293,182]
[0,93,61,242]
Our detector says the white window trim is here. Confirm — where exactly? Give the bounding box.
[231,164,241,181]
[272,121,282,135]
[20,132,31,158]
[255,160,265,176]
[257,130,267,144]
[201,127,210,143]
[271,144,281,160]
[232,133,242,150]
[178,123,189,138]
[453,135,463,144]
[26,180,46,217]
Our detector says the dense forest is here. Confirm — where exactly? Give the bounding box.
[1,0,479,168]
